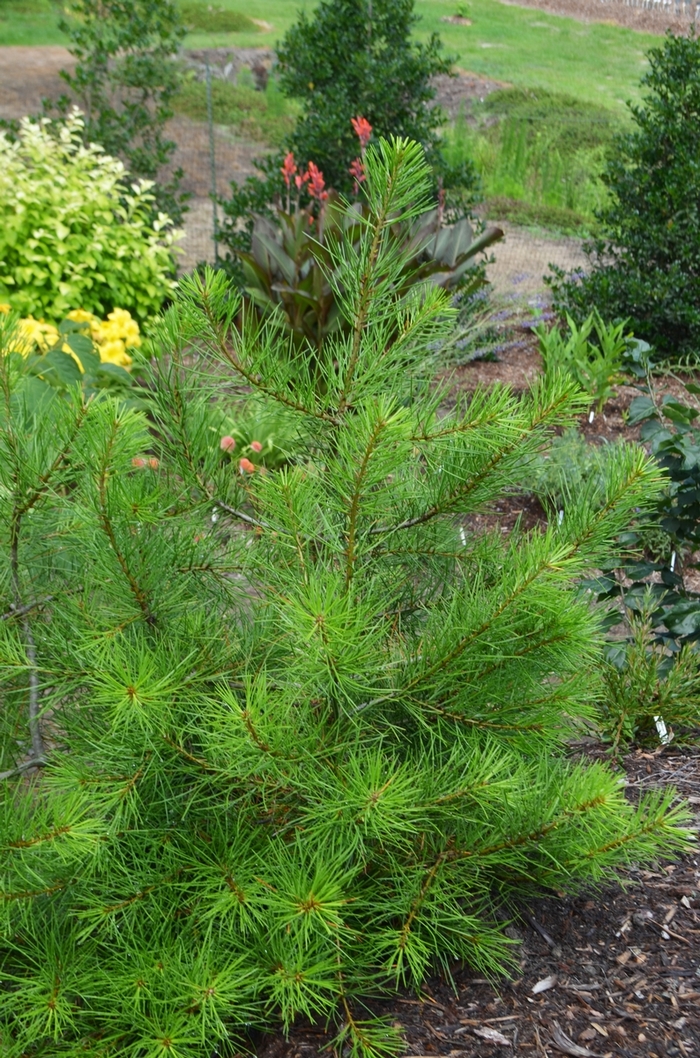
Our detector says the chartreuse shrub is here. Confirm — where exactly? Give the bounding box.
[0,140,690,1058]
[0,112,180,325]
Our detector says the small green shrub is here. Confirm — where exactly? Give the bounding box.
[536,312,630,412]
[178,1,257,32]
[0,113,180,324]
[522,428,627,513]
[601,609,700,750]
[55,0,186,222]
[173,75,298,146]
[548,33,700,361]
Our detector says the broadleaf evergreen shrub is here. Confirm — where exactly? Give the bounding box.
[0,139,690,1058]
[547,32,700,361]
[592,355,700,655]
[276,0,452,194]
[0,113,181,324]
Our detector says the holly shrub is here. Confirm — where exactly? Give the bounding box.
[0,112,181,324]
[548,32,700,361]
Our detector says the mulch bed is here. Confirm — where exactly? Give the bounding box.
[254,746,700,1058]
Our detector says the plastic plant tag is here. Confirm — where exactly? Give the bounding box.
[653,715,671,745]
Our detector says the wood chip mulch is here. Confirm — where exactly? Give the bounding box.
[254,745,700,1058]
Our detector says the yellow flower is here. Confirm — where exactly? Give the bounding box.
[67,308,99,325]
[10,317,60,356]
[103,308,141,348]
[98,338,132,368]
[0,304,11,314]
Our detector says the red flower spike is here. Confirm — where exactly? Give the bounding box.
[349,157,366,192]
[281,151,297,188]
[351,116,372,150]
[239,457,256,474]
[306,161,327,201]
[295,170,310,190]
[220,435,236,452]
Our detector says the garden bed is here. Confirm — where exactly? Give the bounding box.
[251,744,700,1058]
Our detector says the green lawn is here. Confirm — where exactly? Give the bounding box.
[1,0,659,115]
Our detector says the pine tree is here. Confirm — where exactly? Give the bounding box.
[0,140,690,1058]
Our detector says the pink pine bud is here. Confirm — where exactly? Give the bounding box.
[250,440,263,452]
[131,457,146,468]
[220,435,236,452]
[239,457,256,474]
[351,115,372,150]
[147,458,159,470]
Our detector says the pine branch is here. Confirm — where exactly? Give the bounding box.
[96,417,155,625]
[9,530,44,762]
[0,756,46,782]
[197,278,340,425]
[344,416,388,586]
[397,848,448,951]
[0,595,54,622]
[336,173,396,416]
[214,500,266,529]
[370,387,575,537]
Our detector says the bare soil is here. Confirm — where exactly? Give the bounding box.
[496,0,697,35]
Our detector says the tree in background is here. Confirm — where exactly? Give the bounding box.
[55,0,187,222]
[219,0,479,272]
[548,32,700,361]
[276,0,450,194]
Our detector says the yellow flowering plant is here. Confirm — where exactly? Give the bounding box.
[0,303,139,399]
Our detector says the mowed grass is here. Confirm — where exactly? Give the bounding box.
[182,0,659,114]
[1,0,659,115]
[0,0,66,45]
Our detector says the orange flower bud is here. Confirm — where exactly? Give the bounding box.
[220,435,236,452]
[250,440,263,452]
[239,457,256,474]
